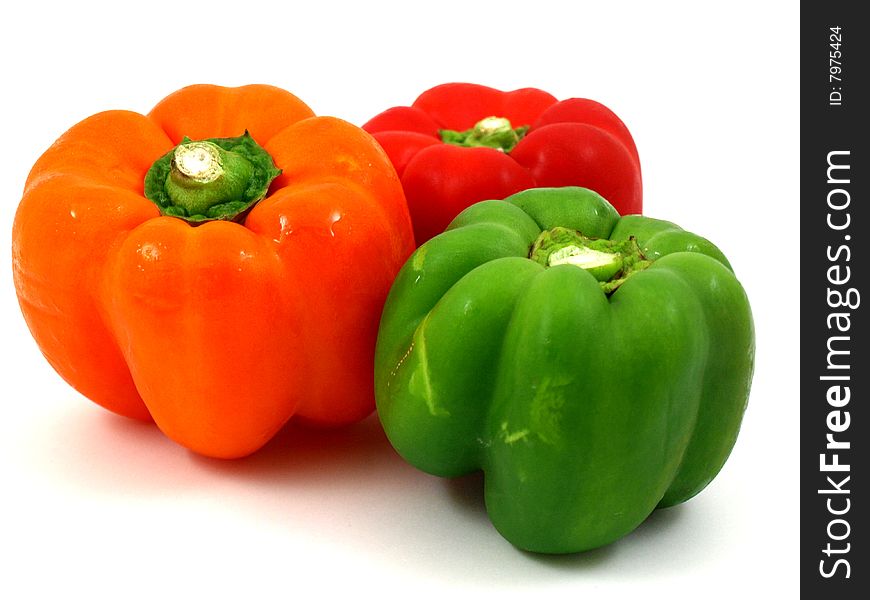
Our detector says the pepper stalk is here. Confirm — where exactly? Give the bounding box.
[144,132,281,224]
[440,117,529,153]
[530,227,651,294]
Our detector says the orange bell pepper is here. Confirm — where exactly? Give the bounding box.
[12,84,415,458]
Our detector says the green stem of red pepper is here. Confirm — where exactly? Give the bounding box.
[144,132,281,224]
[529,227,651,294]
[439,117,529,153]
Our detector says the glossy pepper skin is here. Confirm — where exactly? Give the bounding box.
[363,83,642,243]
[375,187,754,553]
[13,84,415,459]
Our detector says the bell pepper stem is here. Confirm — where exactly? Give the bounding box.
[167,141,254,217]
[547,244,624,280]
[440,117,529,153]
[530,227,650,293]
[144,132,282,224]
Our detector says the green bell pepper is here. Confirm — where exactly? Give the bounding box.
[374,187,755,553]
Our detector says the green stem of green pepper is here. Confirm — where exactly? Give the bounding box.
[439,117,529,153]
[529,227,651,293]
[144,132,282,224]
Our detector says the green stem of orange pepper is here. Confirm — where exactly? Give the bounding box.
[144,131,281,224]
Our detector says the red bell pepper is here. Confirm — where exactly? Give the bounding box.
[363,83,642,243]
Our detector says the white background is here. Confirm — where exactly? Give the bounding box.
[0,1,799,597]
